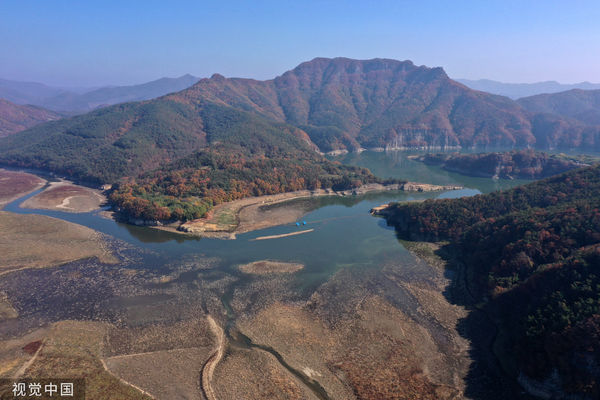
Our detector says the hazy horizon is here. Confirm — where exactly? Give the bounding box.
[2,0,600,87]
[2,64,600,90]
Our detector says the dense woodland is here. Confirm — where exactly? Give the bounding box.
[110,148,381,221]
[416,149,589,179]
[0,98,386,220]
[384,165,600,397]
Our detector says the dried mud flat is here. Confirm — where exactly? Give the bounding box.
[0,208,474,400]
[0,169,475,399]
[0,169,45,208]
[234,256,471,400]
[21,181,105,213]
[213,346,320,400]
[239,260,304,275]
[0,211,117,276]
[0,321,152,400]
[0,251,230,400]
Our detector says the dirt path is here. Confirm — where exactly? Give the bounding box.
[201,315,225,400]
[12,341,44,379]
[100,358,156,399]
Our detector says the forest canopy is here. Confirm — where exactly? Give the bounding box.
[384,164,600,397]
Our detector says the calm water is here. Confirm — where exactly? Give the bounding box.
[4,151,530,293]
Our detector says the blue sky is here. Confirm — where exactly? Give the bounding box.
[1,0,599,86]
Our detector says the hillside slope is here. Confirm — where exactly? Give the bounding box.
[0,96,380,220]
[518,89,600,126]
[178,58,600,151]
[383,165,600,398]
[0,98,62,137]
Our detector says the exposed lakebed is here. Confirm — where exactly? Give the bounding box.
[0,151,531,399]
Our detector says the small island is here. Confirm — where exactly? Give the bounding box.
[411,150,592,179]
[238,260,304,275]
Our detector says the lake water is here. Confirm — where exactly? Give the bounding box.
[4,151,529,297]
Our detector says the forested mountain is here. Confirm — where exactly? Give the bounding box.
[383,165,600,398]
[0,78,73,105]
[0,98,62,137]
[414,150,588,179]
[518,89,600,126]
[3,58,600,163]
[0,96,381,220]
[457,78,600,99]
[176,58,600,151]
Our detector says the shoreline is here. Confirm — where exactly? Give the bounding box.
[2,167,461,240]
[154,182,463,240]
[20,180,106,213]
[0,169,47,210]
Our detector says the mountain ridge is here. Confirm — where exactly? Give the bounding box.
[174,57,599,151]
[458,78,600,99]
[0,98,62,137]
[3,58,600,186]
[0,75,200,113]
[518,89,600,126]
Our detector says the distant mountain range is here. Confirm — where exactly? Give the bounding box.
[0,98,62,137]
[457,78,600,100]
[0,78,81,105]
[518,89,600,126]
[0,74,200,113]
[2,57,600,220]
[2,57,600,177]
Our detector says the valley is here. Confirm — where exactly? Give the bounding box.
[3,0,599,397]
[0,57,599,400]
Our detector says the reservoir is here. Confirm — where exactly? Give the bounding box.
[3,151,528,294]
